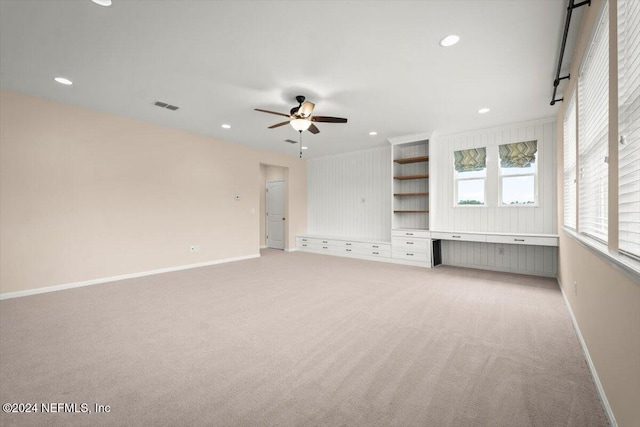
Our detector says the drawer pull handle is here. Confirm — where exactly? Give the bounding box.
[407,253,414,256]
[514,239,525,242]
[346,243,352,246]
[302,244,307,247]
[302,239,307,241]
[452,235,461,238]
[372,245,379,248]
[322,246,328,249]
[373,251,379,255]
[322,240,328,243]
[406,241,414,245]
[406,233,414,236]
[346,249,352,252]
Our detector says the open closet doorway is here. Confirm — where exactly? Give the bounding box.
[259,164,288,250]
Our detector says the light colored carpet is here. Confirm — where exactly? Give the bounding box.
[0,250,607,426]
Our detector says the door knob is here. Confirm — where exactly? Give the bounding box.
[282,217,286,220]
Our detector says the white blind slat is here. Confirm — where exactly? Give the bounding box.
[579,2,609,244]
[564,92,577,230]
[619,0,640,259]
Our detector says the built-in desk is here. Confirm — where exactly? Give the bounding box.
[429,231,558,247]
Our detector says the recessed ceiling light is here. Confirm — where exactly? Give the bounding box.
[54,77,73,85]
[301,146,308,150]
[439,34,460,47]
[221,124,231,129]
[369,131,377,136]
[91,0,112,6]
[478,108,491,114]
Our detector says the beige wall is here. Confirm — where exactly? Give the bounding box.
[0,89,307,294]
[556,1,640,426]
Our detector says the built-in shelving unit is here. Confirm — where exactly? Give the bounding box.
[393,192,429,197]
[391,139,429,231]
[393,155,429,164]
[393,174,429,180]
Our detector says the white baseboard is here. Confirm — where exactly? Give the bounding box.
[0,254,260,301]
[557,279,617,427]
[260,245,267,249]
[286,247,297,252]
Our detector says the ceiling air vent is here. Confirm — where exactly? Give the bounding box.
[154,101,179,111]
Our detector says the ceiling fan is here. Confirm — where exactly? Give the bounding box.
[255,95,347,134]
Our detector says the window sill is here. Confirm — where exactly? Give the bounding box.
[562,227,640,283]
[453,204,540,208]
[497,204,539,208]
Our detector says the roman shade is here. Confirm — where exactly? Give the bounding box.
[454,147,486,172]
[499,140,538,168]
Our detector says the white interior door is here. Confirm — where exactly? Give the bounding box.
[266,181,285,250]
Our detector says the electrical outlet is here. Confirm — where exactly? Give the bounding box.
[190,245,200,253]
[573,281,578,296]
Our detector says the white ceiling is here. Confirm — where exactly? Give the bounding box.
[0,0,576,158]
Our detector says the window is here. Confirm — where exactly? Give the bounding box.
[454,147,486,205]
[499,140,538,205]
[563,92,577,229]
[578,2,609,243]
[618,0,640,259]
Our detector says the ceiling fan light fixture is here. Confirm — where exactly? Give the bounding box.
[298,101,315,118]
[291,118,312,132]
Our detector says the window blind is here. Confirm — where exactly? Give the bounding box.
[454,147,486,172]
[498,140,537,168]
[578,2,609,243]
[564,92,577,230]
[618,0,640,259]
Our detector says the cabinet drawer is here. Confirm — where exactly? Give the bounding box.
[392,250,429,262]
[430,231,486,242]
[392,237,430,252]
[486,235,558,247]
[353,247,391,257]
[352,242,391,251]
[392,230,430,239]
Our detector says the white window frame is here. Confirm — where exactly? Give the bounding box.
[498,146,539,207]
[454,166,486,207]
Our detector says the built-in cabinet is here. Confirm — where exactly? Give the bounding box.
[391,138,432,267]
[296,236,391,261]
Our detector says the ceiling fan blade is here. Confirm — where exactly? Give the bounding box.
[255,108,291,118]
[268,121,291,129]
[308,123,320,134]
[285,139,298,144]
[311,116,348,123]
[298,101,315,118]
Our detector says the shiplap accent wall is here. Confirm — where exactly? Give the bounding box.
[431,118,557,233]
[431,118,558,276]
[442,242,558,277]
[307,146,391,241]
